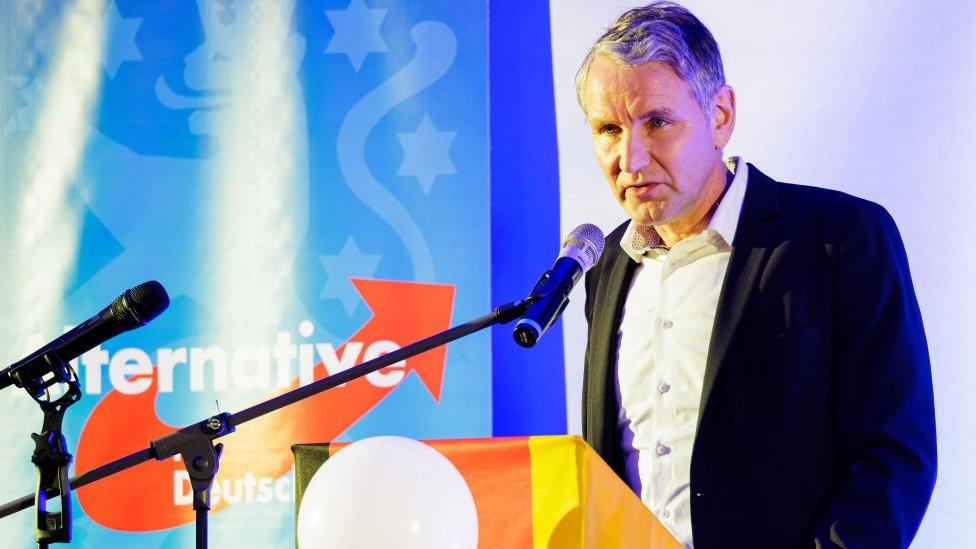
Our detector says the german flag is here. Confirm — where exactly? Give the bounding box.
[293,435,681,548]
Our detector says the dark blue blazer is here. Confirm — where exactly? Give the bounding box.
[582,164,936,548]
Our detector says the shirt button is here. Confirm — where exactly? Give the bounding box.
[661,509,671,519]
[656,443,672,456]
[658,382,671,394]
[661,319,673,329]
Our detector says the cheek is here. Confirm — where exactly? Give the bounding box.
[593,142,619,175]
[668,130,713,174]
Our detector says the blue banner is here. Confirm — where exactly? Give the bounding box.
[0,0,500,545]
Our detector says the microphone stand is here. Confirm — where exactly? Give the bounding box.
[0,297,535,548]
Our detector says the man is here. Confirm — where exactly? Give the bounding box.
[577,3,936,548]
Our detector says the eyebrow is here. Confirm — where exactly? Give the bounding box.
[637,107,676,121]
[587,107,678,128]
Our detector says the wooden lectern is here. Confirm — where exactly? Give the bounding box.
[292,435,681,548]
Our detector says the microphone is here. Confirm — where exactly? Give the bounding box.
[0,281,170,392]
[513,224,605,348]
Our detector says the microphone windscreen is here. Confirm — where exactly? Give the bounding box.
[120,281,170,327]
[561,223,605,271]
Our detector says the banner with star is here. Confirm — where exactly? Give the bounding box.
[0,0,530,546]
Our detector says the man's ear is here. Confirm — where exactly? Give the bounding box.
[712,84,736,149]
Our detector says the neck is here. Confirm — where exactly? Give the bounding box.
[655,163,733,248]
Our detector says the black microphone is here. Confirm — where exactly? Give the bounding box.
[513,224,605,348]
[0,281,170,392]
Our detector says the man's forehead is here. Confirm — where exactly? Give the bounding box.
[584,57,693,120]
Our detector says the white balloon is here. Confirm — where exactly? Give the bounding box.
[297,436,478,549]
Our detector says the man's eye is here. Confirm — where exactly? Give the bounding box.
[598,125,621,135]
[650,118,670,128]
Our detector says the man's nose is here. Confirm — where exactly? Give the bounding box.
[619,132,650,174]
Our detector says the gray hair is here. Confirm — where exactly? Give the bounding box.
[575,2,726,115]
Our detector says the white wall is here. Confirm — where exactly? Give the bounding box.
[551,2,976,545]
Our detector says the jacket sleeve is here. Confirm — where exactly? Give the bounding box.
[814,201,937,548]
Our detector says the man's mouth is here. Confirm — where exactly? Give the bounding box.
[622,181,664,199]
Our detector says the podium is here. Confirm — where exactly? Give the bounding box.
[292,435,681,548]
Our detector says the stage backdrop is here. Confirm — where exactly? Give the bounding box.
[0,0,564,546]
[1,0,973,547]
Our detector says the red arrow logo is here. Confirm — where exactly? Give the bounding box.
[75,278,455,531]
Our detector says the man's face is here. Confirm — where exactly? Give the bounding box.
[583,55,732,229]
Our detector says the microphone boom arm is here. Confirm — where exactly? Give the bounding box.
[0,297,535,549]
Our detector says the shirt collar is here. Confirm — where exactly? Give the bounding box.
[620,156,750,263]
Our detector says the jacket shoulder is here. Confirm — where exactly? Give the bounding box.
[753,164,889,224]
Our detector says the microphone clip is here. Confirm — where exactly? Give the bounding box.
[27,352,81,545]
[8,351,81,404]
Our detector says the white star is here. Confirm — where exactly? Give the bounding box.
[3,74,35,136]
[319,237,383,315]
[102,0,143,79]
[397,114,457,193]
[324,0,388,71]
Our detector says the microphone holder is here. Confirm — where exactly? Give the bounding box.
[4,351,84,547]
[0,297,535,548]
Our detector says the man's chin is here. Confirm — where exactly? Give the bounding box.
[625,208,668,228]
[622,200,670,226]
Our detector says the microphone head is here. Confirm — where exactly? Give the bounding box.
[560,223,605,271]
[113,281,170,329]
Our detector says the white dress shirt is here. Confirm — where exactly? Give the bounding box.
[615,158,749,547]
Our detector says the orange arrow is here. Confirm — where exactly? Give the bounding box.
[75,279,455,531]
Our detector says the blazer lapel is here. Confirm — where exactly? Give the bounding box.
[586,243,638,464]
[697,164,780,426]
